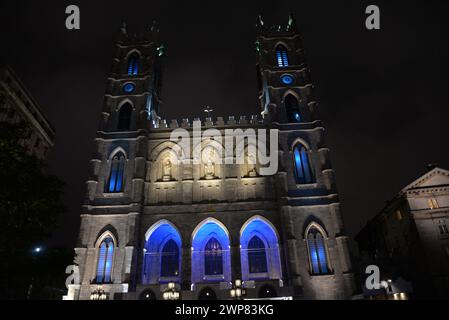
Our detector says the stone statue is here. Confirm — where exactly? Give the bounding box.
[204,150,216,180]
[247,153,257,177]
[205,159,215,179]
[163,159,172,181]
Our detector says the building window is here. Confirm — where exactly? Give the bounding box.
[285,94,301,123]
[438,220,449,235]
[307,226,329,275]
[275,45,289,67]
[248,236,268,274]
[160,239,180,277]
[127,53,140,75]
[293,143,314,184]
[117,102,132,131]
[204,237,223,276]
[428,198,439,209]
[396,209,403,221]
[96,236,114,283]
[107,152,126,193]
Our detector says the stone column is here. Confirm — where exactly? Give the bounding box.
[181,245,191,291]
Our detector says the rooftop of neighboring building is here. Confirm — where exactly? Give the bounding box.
[0,65,55,146]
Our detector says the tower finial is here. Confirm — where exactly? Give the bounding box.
[256,14,264,28]
[151,20,159,32]
[286,13,297,32]
[203,106,214,118]
[120,21,127,35]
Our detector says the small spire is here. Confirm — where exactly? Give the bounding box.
[151,20,159,33]
[254,40,261,53]
[120,21,127,35]
[203,106,214,117]
[256,14,264,28]
[286,13,297,32]
[157,44,165,57]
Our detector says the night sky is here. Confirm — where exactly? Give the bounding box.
[1,1,448,249]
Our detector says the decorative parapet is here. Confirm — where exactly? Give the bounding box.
[149,115,264,130]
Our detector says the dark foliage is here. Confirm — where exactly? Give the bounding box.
[0,120,70,299]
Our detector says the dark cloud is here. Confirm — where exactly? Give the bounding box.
[0,0,448,247]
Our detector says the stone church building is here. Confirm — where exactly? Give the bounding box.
[65,16,355,300]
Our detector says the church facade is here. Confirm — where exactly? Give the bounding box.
[65,16,355,300]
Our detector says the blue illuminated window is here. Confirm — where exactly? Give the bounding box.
[118,102,132,131]
[281,74,294,85]
[161,239,180,277]
[142,221,182,284]
[275,45,289,67]
[108,152,126,193]
[307,227,329,275]
[127,53,140,75]
[248,236,268,274]
[204,238,223,276]
[96,236,114,283]
[293,144,314,184]
[123,82,135,93]
[285,94,301,123]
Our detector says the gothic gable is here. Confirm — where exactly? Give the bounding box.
[402,167,449,192]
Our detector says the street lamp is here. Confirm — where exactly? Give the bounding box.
[90,286,108,300]
[230,279,246,300]
[162,282,180,300]
[27,245,45,299]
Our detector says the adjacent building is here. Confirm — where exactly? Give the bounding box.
[356,166,449,299]
[65,16,355,300]
[0,66,55,160]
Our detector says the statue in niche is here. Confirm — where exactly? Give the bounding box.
[248,166,257,177]
[162,159,172,181]
[204,150,215,179]
[247,153,257,177]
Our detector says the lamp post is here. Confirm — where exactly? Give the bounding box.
[90,286,108,300]
[26,246,44,299]
[162,282,180,300]
[230,279,246,300]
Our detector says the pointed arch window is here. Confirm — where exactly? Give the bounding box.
[204,237,223,276]
[285,94,301,123]
[96,236,114,283]
[307,227,329,275]
[248,236,268,274]
[275,45,289,67]
[108,152,126,193]
[127,53,140,75]
[293,144,314,184]
[160,239,180,277]
[117,102,132,131]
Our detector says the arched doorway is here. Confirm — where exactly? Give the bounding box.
[191,218,231,284]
